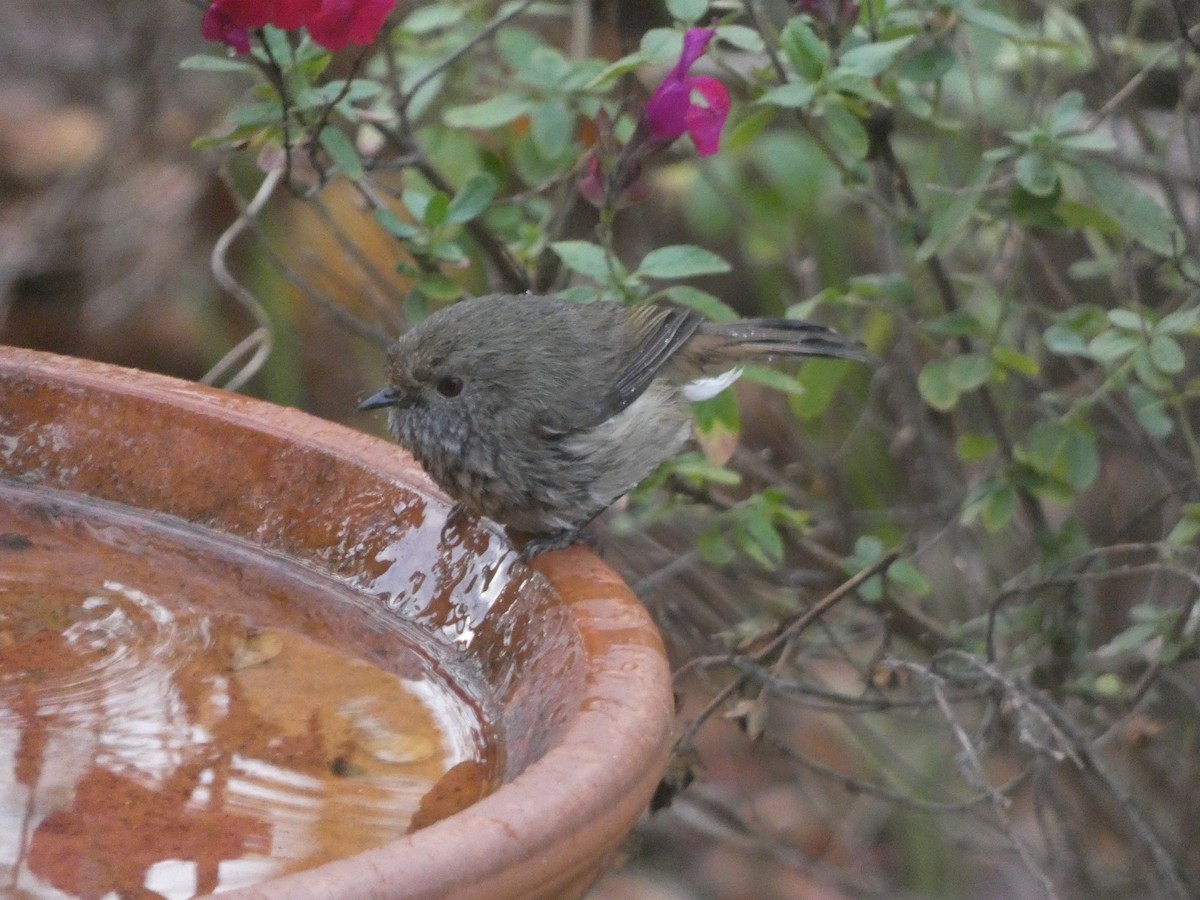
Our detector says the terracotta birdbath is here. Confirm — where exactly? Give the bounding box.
[0,346,673,899]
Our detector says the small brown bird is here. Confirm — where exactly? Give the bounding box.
[360,294,867,558]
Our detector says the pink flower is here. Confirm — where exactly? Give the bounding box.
[641,28,730,157]
[200,0,393,53]
[307,0,396,51]
[213,0,273,29]
[201,3,252,53]
[272,0,322,29]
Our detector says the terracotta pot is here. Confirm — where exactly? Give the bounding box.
[0,346,673,899]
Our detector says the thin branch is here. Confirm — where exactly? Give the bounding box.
[675,551,898,753]
[203,167,281,391]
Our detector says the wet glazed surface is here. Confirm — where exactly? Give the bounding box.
[0,481,499,898]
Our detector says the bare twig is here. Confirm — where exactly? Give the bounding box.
[203,167,281,391]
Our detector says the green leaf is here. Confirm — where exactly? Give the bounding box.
[431,239,468,264]
[1093,673,1125,697]
[735,510,785,569]
[180,54,256,73]
[1015,150,1058,196]
[495,27,542,69]
[402,188,432,223]
[900,45,956,83]
[401,3,464,34]
[512,129,569,187]
[259,26,293,65]
[638,245,731,279]
[1044,323,1092,357]
[422,192,450,228]
[666,0,708,24]
[692,388,740,435]
[992,345,1041,377]
[1148,334,1185,374]
[374,207,421,239]
[1104,622,1160,656]
[319,79,384,107]
[845,535,886,600]
[925,311,984,338]
[956,433,999,462]
[1156,306,1200,336]
[725,107,776,151]
[662,285,739,322]
[318,126,364,180]
[673,452,742,486]
[697,528,736,566]
[586,52,648,90]
[825,70,890,105]
[1166,503,1200,547]
[917,360,959,411]
[788,358,850,420]
[741,365,806,397]
[1088,329,1139,363]
[446,173,499,224]
[640,28,683,63]
[1077,158,1180,257]
[1107,308,1146,331]
[780,17,828,81]
[516,46,571,91]
[837,36,915,78]
[919,160,996,260]
[416,273,462,302]
[824,100,869,160]
[551,240,614,282]
[1057,132,1116,152]
[1024,421,1099,490]
[1129,384,1174,437]
[959,4,1026,39]
[228,101,282,127]
[963,477,1017,533]
[888,559,930,596]
[530,98,573,162]
[757,82,817,110]
[1047,90,1085,134]
[948,353,995,392]
[443,93,531,129]
[716,24,764,53]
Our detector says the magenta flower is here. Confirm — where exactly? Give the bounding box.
[201,3,252,54]
[641,28,730,157]
[272,0,323,29]
[306,0,395,51]
[201,0,394,54]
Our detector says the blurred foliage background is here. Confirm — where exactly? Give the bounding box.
[3,0,1200,897]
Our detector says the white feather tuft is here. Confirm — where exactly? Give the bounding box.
[682,366,743,402]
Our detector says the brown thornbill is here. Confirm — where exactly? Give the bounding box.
[360,294,868,559]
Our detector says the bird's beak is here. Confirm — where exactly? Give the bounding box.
[358,386,403,412]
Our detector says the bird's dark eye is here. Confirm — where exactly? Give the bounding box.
[436,376,464,398]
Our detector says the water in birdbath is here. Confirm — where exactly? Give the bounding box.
[0,480,500,898]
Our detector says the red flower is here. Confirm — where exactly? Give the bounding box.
[220,0,272,28]
[307,0,396,51]
[201,3,252,54]
[273,0,322,29]
[641,28,730,157]
[200,0,393,53]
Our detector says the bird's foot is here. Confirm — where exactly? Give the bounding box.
[516,527,600,563]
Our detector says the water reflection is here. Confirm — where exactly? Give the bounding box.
[0,483,499,899]
[367,503,524,650]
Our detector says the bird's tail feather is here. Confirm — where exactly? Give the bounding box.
[699,318,871,364]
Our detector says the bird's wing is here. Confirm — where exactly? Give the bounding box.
[533,303,703,437]
[610,304,704,409]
